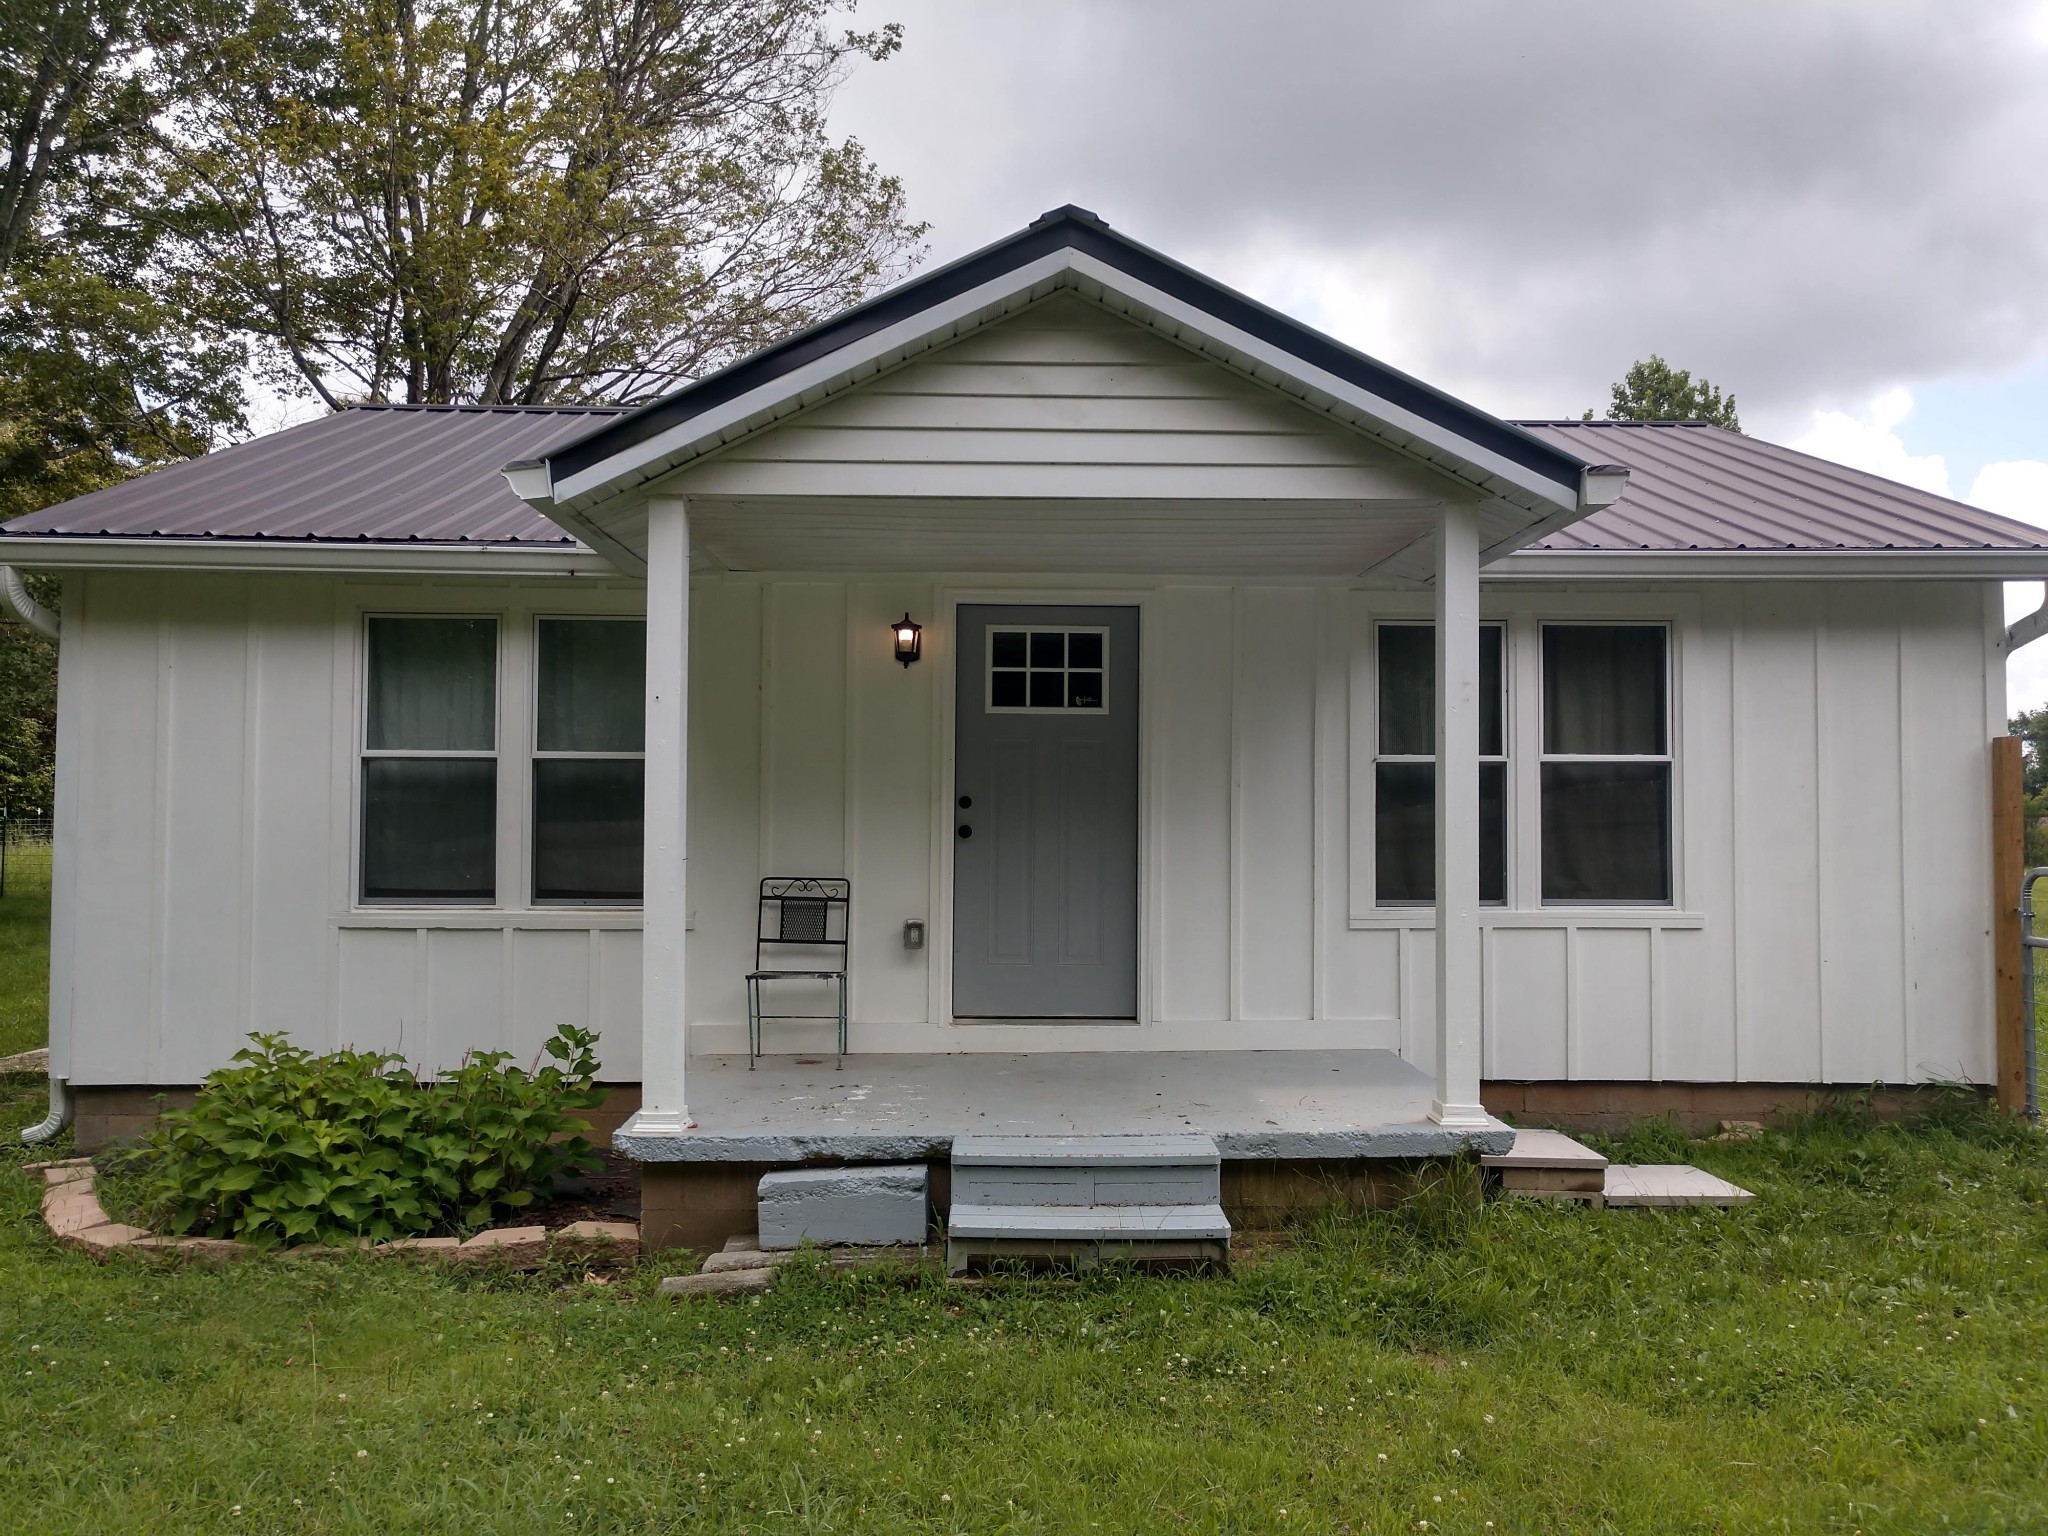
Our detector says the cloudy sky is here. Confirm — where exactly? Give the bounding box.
[830,0,2048,707]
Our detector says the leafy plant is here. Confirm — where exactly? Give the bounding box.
[140,1025,603,1245]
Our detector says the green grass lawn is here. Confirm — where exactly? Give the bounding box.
[0,838,50,1058]
[0,1069,2043,1534]
[0,857,2044,1531]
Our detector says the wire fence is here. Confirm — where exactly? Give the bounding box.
[0,818,52,900]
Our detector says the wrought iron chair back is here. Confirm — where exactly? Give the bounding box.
[747,877,851,1068]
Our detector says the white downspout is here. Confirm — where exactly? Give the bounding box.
[0,565,69,1143]
[1,566,58,641]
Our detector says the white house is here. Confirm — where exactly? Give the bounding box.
[6,207,2041,1249]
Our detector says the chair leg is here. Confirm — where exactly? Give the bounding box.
[747,977,758,1070]
[836,975,847,1070]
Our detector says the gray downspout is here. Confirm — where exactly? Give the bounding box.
[0,566,68,1144]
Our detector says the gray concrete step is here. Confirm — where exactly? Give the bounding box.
[951,1131,1221,1208]
[1482,1127,1609,1200]
[946,1133,1231,1273]
[757,1164,929,1250]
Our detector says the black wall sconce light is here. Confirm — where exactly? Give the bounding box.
[892,612,923,667]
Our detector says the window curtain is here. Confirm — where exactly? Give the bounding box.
[366,617,496,751]
[1541,626,1665,755]
[537,619,645,753]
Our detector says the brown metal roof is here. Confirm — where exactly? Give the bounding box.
[1515,420,2048,552]
[2,404,626,545]
[6,403,2043,560]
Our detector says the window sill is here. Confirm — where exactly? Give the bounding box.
[1348,909,1705,931]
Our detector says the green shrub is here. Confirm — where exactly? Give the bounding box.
[140,1026,603,1246]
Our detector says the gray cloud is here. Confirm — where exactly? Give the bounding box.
[830,1,2048,435]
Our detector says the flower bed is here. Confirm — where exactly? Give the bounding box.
[27,1159,638,1268]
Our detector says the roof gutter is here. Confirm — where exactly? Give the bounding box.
[1483,549,2048,582]
[0,535,621,578]
[501,462,647,576]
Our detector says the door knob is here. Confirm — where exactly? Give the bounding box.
[957,824,973,839]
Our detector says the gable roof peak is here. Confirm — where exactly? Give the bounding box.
[1030,203,1111,232]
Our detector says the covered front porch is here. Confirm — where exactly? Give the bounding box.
[496,225,1628,1203]
[615,1048,1513,1163]
[625,1047,1516,1253]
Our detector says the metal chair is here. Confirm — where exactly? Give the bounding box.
[746,877,850,1069]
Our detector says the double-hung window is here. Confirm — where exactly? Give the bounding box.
[361,616,498,903]
[1539,623,1671,903]
[533,618,646,903]
[1374,623,1507,905]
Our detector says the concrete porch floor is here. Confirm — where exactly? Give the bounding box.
[612,1049,1515,1163]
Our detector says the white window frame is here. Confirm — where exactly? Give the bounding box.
[983,623,1112,715]
[1536,619,1674,909]
[358,611,502,908]
[530,614,647,908]
[1371,620,1509,908]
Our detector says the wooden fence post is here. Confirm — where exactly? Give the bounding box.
[1993,735,2026,1115]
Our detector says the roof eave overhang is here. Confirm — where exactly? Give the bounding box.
[509,227,1603,544]
[0,533,619,577]
[1483,549,2048,581]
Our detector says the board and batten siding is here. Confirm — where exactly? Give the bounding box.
[49,568,1998,1088]
[50,570,650,1086]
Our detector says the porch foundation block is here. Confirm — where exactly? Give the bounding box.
[1480,1080,1984,1135]
[640,1163,778,1255]
[758,1165,930,1250]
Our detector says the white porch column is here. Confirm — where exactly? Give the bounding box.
[1432,501,1487,1126]
[636,495,691,1131]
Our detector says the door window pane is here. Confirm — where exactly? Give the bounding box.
[537,619,645,752]
[1378,624,1503,756]
[1540,762,1671,903]
[987,628,1110,712]
[1543,625,1666,755]
[1374,761,1506,904]
[362,758,496,901]
[534,759,644,901]
[366,617,495,751]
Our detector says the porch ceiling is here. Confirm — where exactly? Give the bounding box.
[682,495,1442,577]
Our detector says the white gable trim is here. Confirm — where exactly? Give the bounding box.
[532,256,1603,530]
[546,252,1077,508]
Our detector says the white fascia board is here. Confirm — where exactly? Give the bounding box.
[1060,252,1584,517]
[1484,549,2048,581]
[0,535,621,577]
[549,252,1079,508]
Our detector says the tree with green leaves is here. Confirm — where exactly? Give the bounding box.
[1,0,246,519]
[1587,354,1741,431]
[1,1,244,818]
[164,0,926,407]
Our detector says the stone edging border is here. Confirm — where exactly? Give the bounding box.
[25,1158,639,1268]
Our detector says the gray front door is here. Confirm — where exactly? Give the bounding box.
[953,604,1139,1018]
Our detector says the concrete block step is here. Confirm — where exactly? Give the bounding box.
[952,1132,1221,1209]
[758,1164,929,1250]
[944,1200,1231,1275]
[947,1202,1232,1242]
[1604,1164,1754,1207]
[1483,1128,1609,1198]
[951,1133,1221,1166]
